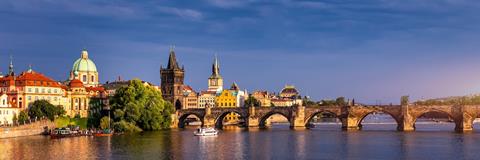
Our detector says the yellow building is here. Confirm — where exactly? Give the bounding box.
[216,90,240,122]
[216,90,237,107]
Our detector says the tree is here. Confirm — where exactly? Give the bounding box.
[87,99,104,128]
[18,111,29,124]
[29,100,65,121]
[335,97,347,106]
[12,114,18,125]
[401,96,409,106]
[110,79,174,132]
[244,96,261,107]
[100,116,111,129]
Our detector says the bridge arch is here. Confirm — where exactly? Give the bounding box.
[259,111,291,127]
[413,109,457,130]
[304,110,341,128]
[214,111,247,128]
[357,111,400,130]
[178,112,204,128]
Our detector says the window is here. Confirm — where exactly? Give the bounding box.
[42,88,45,93]
[54,89,58,93]
[35,96,38,100]
[28,96,31,101]
[28,88,32,93]
[91,75,95,82]
[48,89,51,93]
[83,75,87,82]
[35,88,39,93]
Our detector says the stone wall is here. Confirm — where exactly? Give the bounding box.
[0,119,55,139]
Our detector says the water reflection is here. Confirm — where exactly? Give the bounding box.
[1,124,480,160]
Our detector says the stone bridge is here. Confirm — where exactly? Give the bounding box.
[173,104,480,132]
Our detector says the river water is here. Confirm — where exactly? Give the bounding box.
[1,122,480,160]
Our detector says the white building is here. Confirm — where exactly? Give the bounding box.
[0,93,19,125]
[198,91,216,108]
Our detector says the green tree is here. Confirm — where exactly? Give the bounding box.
[29,100,65,121]
[335,97,347,106]
[401,96,409,106]
[87,99,104,128]
[18,111,29,124]
[110,79,174,132]
[100,116,111,129]
[244,96,261,107]
[12,114,18,124]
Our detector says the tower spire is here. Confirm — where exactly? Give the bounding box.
[167,45,180,69]
[212,54,220,76]
[8,55,14,76]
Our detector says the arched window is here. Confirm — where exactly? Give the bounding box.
[82,75,87,82]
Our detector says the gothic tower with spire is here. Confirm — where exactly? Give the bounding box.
[208,55,223,93]
[8,55,14,76]
[160,46,185,110]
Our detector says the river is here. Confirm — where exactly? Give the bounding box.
[1,122,480,160]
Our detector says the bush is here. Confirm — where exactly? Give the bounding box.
[100,116,111,130]
[18,111,29,124]
[113,120,142,132]
[29,100,65,121]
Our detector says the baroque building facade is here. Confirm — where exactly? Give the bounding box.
[0,49,107,120]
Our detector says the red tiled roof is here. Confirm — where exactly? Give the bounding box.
[0,71,62,87]
[86,86,105,92]
[69,79,84,88]
[182,85,194,92]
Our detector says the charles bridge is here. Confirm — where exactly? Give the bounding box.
[173,102,480,132]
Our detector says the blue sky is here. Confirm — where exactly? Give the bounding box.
[1,0,480,104]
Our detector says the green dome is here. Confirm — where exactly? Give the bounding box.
[72,49,97,74]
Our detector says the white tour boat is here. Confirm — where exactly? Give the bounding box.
[194,127,218,136]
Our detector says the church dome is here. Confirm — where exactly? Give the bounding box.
[72,49,97,75]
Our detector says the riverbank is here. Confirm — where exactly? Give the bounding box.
[0,119,55,139]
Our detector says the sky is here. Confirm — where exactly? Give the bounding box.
[1,0,480,104]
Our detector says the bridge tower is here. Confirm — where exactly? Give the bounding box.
[160,46,185,110]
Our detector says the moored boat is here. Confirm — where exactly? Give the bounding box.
[50,128,82,139]
[194,127,218,136]
[94,129,114,137]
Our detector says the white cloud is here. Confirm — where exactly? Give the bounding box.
[157,7,203,20]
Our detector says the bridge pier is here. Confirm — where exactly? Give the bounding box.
[247,106,260,127]
[203,107,215,127]
[170,112,179,129]
[291,105,306,130]
[454,106,475,132]
[398,104,415,131]
[341,117,360,131]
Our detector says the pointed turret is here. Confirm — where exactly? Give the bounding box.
[167,46,180,69]
[8,55,14,76]
[210,54,222,78]
[231,82,239,91]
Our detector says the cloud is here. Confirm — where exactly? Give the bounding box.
[157,7,203,20]
[206,0,256,8]
[0,0,147,19]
